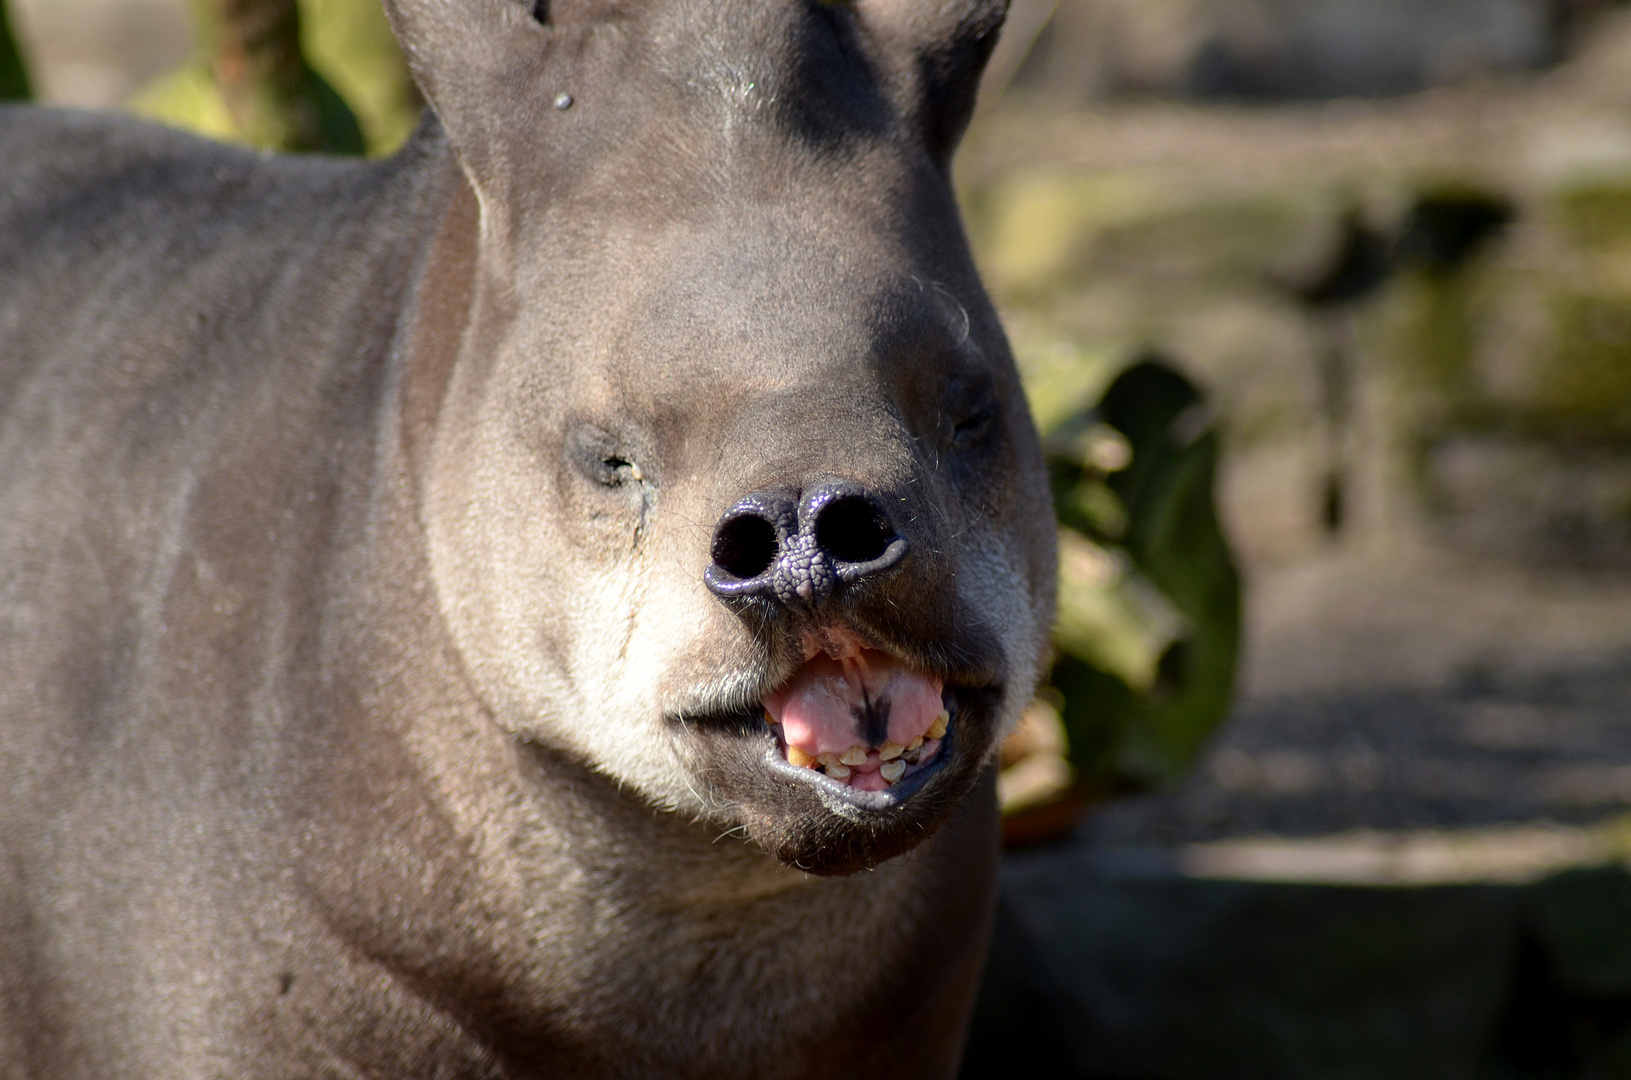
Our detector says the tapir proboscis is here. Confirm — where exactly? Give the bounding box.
[0,0,1058,1075]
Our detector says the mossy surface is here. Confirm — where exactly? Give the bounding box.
[131,0,417,157]
[0,0,30,102]
[1537,292,1631,441]
[1556,181,1631,252]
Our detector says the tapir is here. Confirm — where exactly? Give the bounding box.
[0,0,1057,1075]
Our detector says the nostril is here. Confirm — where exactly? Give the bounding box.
[712,514,779,581]
[814,496,894,566]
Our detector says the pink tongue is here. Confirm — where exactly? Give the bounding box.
[764,648,945,756]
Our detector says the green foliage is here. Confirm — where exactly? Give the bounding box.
[134,0,419,157]
[1040,355,1242,791]
[1556,180,1631,252]
[0,0,31,102]
[1536,292,1631,440]
[299,0,420,155]
[136,56,365,155]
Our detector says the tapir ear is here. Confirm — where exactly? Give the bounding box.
[379,0,562,195]
[855,0,1009,166]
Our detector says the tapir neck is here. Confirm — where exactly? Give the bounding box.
[267,133,1001,1076]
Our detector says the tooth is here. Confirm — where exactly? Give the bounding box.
[818,753,840,769]
[879,742,905,761]
[903,748,921,764]
[787,746,815,768]
[839,746,868,766]
[927,711,949,740]
[824,761,852,780]
[908,736,924,751]
[881,760,906,783]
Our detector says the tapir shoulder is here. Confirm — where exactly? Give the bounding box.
[0,105,435,319]
[0,105,350,241]
[0,105,442,419]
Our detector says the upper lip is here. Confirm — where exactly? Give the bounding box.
[663,623,902,718]
[664,621,997,746]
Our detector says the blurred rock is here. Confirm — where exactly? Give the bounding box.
[964,11,1631,569]
[993,0,1578,103]
[8,0,189,108]
[965,845,1515,1079]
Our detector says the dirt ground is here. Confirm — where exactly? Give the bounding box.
[1088,549,1631,846]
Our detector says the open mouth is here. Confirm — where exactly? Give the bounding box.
[756,630,962,810]
[759,704,956,815]
[766,709,948,789]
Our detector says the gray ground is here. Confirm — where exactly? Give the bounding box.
[1089,548,1631,846]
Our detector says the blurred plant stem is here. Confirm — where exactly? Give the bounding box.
[133,0,368,154]
[190,0,361,153]
[134,0,418,156]
[0,0,31,102]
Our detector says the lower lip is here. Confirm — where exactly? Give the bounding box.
[762,729,955,815]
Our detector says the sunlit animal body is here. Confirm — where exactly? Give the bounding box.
[0,1,1056,1075]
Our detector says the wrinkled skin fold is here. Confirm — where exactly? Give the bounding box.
[0,0,1057,1076]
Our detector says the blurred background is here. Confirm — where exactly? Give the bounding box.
[7,0,1631,1075]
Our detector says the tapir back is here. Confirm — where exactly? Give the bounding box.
[0,106,426,759]
[0,107,430,408]
[0,107,445,1069]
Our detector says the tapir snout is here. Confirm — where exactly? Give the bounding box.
[666,367,1029,872]
[706,481,910,606]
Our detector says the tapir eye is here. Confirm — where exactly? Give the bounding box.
[950,406,995,451]
[595,455,644,488]
[943,372,999,453]
[569,424,647,489]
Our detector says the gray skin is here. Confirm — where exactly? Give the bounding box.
[0,0,1057,1076]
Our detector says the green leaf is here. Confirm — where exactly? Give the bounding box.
[300,0,421,157]
[1045,355,1242,790]
[1053,529,1185,693]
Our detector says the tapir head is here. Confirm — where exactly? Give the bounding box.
[389,0,1057,875]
